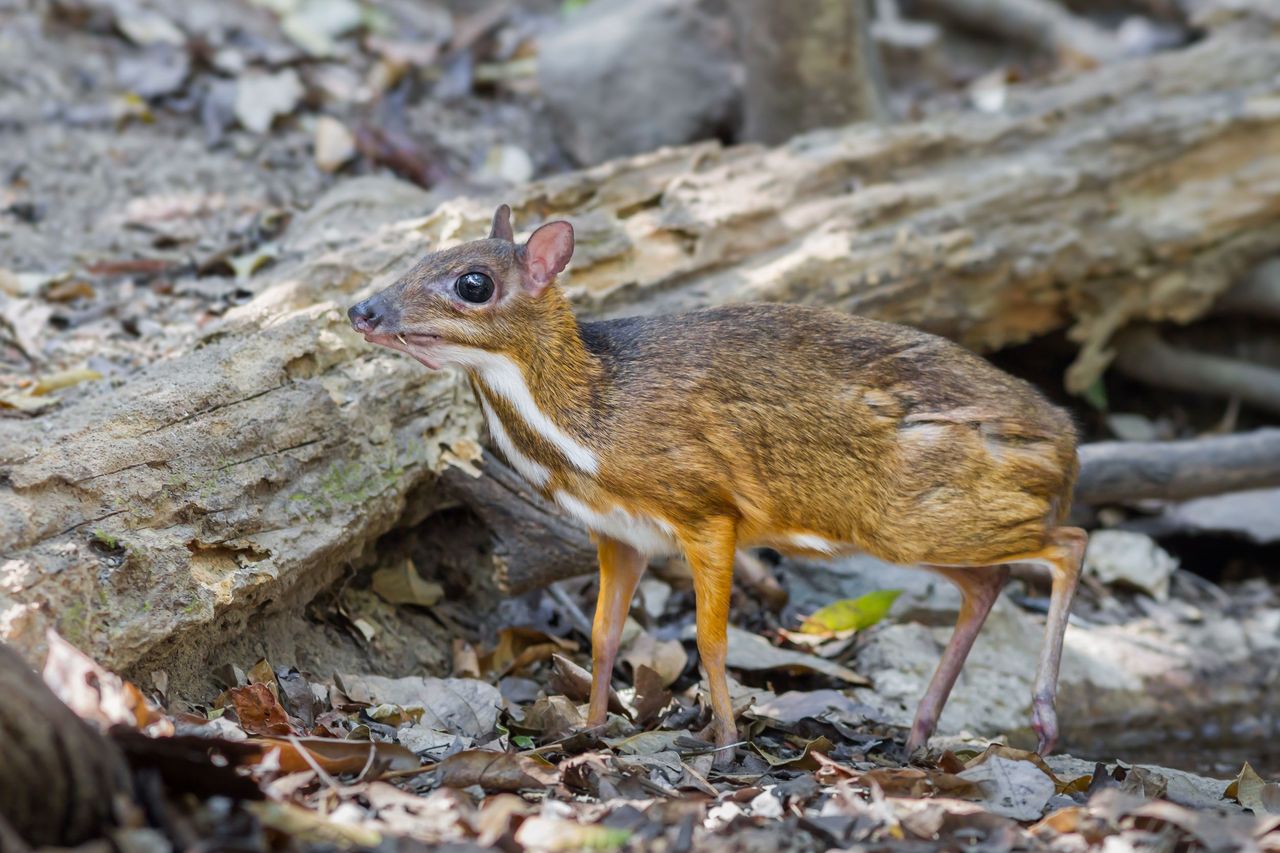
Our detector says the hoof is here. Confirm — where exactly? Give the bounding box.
[1031,700,1058,755]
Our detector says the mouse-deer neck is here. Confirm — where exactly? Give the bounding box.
[465,287,605,480]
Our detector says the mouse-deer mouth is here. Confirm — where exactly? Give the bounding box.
[361,329,449,369]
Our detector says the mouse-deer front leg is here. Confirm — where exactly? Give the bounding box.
[585,535,646,730]
[679,516,739,768]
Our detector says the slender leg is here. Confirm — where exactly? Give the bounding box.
[907,565,1011,754]
[1028,526,1087,755]
[680,517,739,768]
[585,536,647,729]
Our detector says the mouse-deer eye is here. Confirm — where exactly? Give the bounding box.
[455,271,495,304]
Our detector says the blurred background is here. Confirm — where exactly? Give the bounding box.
[2,0,1280,848]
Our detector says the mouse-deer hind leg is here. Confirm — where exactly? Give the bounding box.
[907,564,1011,754]
[1025,526,1087,755]
[680,517,739,768]
[586,536,647,729]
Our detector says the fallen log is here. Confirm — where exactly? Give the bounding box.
[1113,326,1280,416]
[1075,428,1280,505]
[3,29,1280,682]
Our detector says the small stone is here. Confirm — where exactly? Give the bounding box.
[1084,530,1178,601]
[313,116,357,172]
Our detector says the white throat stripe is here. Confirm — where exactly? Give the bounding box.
[440,345,600,476]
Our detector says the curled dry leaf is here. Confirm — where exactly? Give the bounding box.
[482,627,577,677]
[436,750,561,793]
[42,629,170,734]
[1226,763,1280,815]
[371,558,443,607]
[549,654,627,716]
[748,737,834,771]
[619,631,687,687]
[453,639,482,679]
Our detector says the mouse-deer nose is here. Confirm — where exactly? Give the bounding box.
[348,299,381,333]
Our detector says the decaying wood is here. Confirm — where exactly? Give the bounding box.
[1075,428,1280,506]
[3,31,1280,676]
[0,642,129,847]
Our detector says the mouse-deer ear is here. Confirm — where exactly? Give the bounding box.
[489,204,514,242]
[517,220,574,296]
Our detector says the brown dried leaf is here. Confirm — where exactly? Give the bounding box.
[436,750,560,792]
[247,736,420,775]
[453,639,481,679]
[858,766,984,800]
[228,683,295,736]
[549,654,627,716]
[632,664,672,726]
[521,695,585,742]
[748,737,833,771]
[469,793,537,847]
[482,627,577,677]
[620,632,687,687]
[42,629,170,734]
[371,558,444,607]
[1227,763,1280,815]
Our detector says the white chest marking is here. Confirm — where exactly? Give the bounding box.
[554,491,678,556]
[478,396,551,486]
[444,346,600,477]
[789,533,842,554]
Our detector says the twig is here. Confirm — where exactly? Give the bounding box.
[1112,326,1280,416]
[376,762,439,781]
[1075,428,1280,504]
[548,581,594,639]
[286,735,341,794]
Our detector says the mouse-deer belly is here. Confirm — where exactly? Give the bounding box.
[553,490,680,555]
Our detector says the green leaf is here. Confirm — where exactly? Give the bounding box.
[512,734,536,749]
[801,589,902,635]
[1082,376,1108,411]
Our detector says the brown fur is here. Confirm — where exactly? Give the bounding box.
[350,210,1082,759]
[364,235,1077,564]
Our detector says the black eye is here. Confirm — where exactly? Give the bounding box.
[455,272,494,303]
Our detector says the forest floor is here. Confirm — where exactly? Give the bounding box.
[3,0,1280,850]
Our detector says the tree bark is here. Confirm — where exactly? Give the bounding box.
[0,642,130,847]
[3,29,1280,674]
[732,0,887,143]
